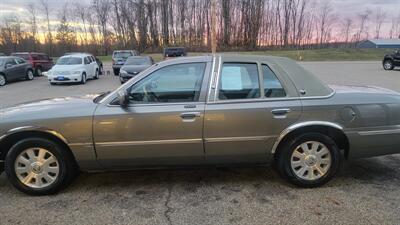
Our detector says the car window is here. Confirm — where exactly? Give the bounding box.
[262,64,286,98]
[128,63,206,104]
[15,58,25,64]
[31,54,40,60]
[125,57,152,65]
[6,58,17,65]
[84,57,90,64]
[56,57,82,65]
[113,51,133,58]
[218,63,260,100]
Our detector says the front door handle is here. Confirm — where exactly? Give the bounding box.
[180,112,201,119]
[271,108,291,118]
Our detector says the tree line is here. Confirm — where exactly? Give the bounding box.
[0,0,400,56]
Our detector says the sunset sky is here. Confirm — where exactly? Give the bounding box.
[0,0,399,38]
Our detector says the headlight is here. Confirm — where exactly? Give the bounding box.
[120,69,128,75]
[72,71,81,74]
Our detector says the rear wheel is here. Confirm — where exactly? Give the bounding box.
[94,69,99,79]
[113,69,119,76]
[275,133,341,188]
[383,60,394,70]
[5,138,77,195]
[0,74,6,86]
[26,70,34,81]
[35,67,43,76]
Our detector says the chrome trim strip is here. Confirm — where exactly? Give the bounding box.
[358,129,400,136]
[205,136,274,143]
[96,139,203,147]
[271,121,344,154]
[69,143,93,147]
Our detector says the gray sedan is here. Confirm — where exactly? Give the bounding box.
[1,55,400,195]
[0,56,34,86]
[119,56,154,84]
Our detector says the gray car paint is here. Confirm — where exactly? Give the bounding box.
[0,56,33,83]
[1,55,400,172]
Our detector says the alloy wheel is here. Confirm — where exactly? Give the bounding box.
[384,61,393,70]
[290,141,332,181]
[0,75,5,86]
[27,70,34,80]
[14,148,60,189]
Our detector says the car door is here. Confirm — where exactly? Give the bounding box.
[4,58,19,81]
[93,60,211,169]
[83,57,92,77]
[15,57,29,77]
[90,56,98,75]
[204,57,302,164]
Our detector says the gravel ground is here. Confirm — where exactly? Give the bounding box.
[0,61,400,225]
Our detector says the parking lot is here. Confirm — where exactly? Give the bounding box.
[0,61,400,225]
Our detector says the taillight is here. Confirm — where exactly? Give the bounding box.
[112,59,115,64]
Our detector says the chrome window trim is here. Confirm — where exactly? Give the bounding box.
[271,121,344,154]
[96,139,203,147]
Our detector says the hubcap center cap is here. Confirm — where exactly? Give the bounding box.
[305,155,317,166]
[31,162,43,174]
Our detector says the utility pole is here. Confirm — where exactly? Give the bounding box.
[211,0,217,53]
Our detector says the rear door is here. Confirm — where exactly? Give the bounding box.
[204,56,302,164]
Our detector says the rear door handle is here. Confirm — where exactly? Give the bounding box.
[180,112,201,119]
[271,108,291,117]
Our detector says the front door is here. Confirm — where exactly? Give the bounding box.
[93,62,210,168]
[204,61,302,164]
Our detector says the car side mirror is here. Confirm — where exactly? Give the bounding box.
[5,63,12,69]
[117,90,129,107]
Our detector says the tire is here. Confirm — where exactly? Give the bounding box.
[80,73,87,84]
[99,65,103,75]
[0,74,6,86]
[35,67,43,76]
[26,70,34,81]
[4,138,77,195]
[383,60,394,70]
[94,69,99,80]
[113,69,119,76]
[275,132,341,188]
[50,82,56,85]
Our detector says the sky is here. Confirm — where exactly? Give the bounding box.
[0,0,399,38]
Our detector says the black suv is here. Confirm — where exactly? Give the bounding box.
[163,47,187,60]
[383,50,400,70]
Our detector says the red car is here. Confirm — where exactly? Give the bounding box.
[11,52,54,76]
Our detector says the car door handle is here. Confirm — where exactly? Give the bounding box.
[180,112,201,119]
[271,108,291,116]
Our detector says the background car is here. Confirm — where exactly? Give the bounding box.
[0,56,34,86]
[383,50,400,70]
[163,47,187,59]
[112,50,138,75]
[64,52,103,75]
[47,54,99,85]
[119,56,154,84]
[11,52,53,76]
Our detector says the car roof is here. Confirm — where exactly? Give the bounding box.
[11,52,46,55]
[127,56,151,59]
[59,54,89,58]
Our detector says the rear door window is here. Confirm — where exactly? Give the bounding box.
[218,63,260,100]
[262,65,286,98]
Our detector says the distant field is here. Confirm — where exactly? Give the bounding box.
[97,48,392,62]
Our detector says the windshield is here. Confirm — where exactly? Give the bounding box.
[57,57,82,65]
[113,52,132,58]
[125,57,151,65]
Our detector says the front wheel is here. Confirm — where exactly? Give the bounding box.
[275,133,341,188]
[80,73,87,84]
[0,74,6,86]
[5,138,77,195]
[383,60,394,70]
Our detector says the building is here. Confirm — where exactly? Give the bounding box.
[357,39,400,49]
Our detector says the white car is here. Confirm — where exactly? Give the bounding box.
[47,54,99,85]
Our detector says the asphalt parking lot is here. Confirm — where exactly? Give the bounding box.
[0,61,400,225]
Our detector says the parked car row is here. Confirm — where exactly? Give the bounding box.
[0,47,189,87]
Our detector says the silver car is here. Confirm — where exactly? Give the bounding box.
[1,55,400,195]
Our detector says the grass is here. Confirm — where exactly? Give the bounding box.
[97,48,393,63]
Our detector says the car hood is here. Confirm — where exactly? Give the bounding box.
[329,85,399,95]
[121,65,150,73]
[0,95,99,122]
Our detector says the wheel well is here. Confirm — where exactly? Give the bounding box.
[0,131,78,166]
[274,125,350,159]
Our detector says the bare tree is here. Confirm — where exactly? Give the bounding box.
[40,0,53,56]
[374,8,386,39]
